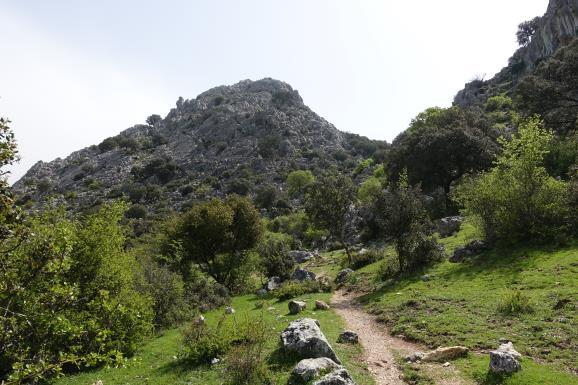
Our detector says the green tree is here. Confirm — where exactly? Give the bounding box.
[1,204,153,384]
[286,170,315,197]
[171,195,262,291]
[516,16,541,46]
[374,172,443,274]
[305,175,357,264]
[387,107,497,209]
[257,233,294,280]
[455,117,572,244]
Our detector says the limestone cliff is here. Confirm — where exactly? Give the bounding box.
[454,0,578,107]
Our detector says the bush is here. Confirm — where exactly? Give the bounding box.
[455,117,573,244]
[135,257,193,329]
[222,313,272,385]
[1,204,153,383]
[346,248,383,270]
[181,316,235,365]
[271,280,331,301]
[374,172,444,274]
[125,204,147,219]
[286,170,315,197]
[498,290,534,315]
[258,233,294,280]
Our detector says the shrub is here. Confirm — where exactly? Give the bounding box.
[271,280,330,301]
[135,257,193,329]
[374,172,444,274]
[98,136,118,152]
[181,316,234,365]
[286,170,315,197]
[258,233,294,280]
[125,204,147,219]
[497,290,534,315]
[378,255,401,280]
[1,204,153,384]
[346,248,383,270]
[455,117,573,244]
[222,313,272,385]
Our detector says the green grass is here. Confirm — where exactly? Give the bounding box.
[454,354,578,385]
[354,224,578,378]
[53,293,374,385]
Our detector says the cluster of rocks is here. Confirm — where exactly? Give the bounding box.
[282,318,357,385]
[288,250,319,264]
[405,340,522,375]
[436,216,463,238]
[449,240,488,263]
[260,265,318,295]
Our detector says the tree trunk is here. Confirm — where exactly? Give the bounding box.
[343,242,353,266]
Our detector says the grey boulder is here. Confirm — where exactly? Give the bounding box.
[337,331,359,344]
[292,267,316,282]
[281,318,341,364]
[489,342,522,374]
[449,240,488,262]
[289,250,315,264]
[436,216,463,237]
[289,357,342,384]
[289,300,307,315]
[335,268,354,284]
[265,276,281,291]
[312,368,356,385]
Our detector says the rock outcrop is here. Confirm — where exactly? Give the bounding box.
[454,0,578,107]
[288,300,307,315]
[13,78,386,217]
[289,357,342,384]
[489,342,522,374]
[292,268,316,282]
[281,318,341,364]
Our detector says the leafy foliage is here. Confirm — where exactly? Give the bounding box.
[374,172,444,274]
[167,195,262,292]
[516,16,541,46]
[286,170,315,197]
[257,233,294,280]
[0,204,153,384]
[305,175,358,263]
[455,117,574,244]
[387,107,498,205]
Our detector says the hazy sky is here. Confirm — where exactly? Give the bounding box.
[1,0,548,182]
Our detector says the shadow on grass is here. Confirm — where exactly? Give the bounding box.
[472,370,513,385]
[153,357,202,377]
[267,345,301,373]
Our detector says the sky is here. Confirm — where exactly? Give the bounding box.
[1,0,548,183]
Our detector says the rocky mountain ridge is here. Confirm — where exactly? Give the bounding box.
[454,0,578,107]
[14,78,386,215]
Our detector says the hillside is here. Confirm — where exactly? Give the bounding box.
[13,78,387,215]
[454,0,578,107]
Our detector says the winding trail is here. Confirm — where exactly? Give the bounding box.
[331,290,470,385]
[331,290,413,385]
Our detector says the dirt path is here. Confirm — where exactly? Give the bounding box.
[331,290,414,385]
[331,290,470,385]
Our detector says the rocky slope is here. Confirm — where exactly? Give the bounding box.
[14,78,386,215]
[454,0,578,107]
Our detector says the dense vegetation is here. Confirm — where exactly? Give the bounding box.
[2,31,578,385]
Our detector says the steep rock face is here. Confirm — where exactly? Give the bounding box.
[454,0,578,107]
[14,78,386,214]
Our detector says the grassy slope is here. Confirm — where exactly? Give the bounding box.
[345,223,578,384]
[53,293,374,385]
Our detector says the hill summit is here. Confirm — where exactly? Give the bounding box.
[14,78,386,214]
